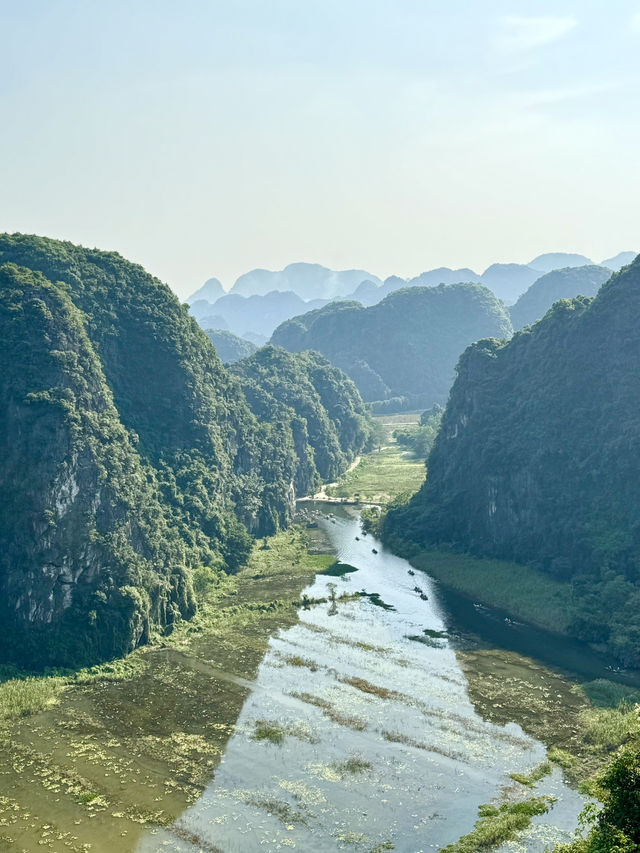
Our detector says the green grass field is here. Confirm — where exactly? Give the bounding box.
[326,444,426,504]
[324,415,426,504]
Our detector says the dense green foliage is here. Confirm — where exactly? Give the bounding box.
[271,284,513,412]
[510,265,612,330]
[0,234,370,668]
[557,748,640,852]
[394,405,443,457]
[385,255,640,665]
[204,328,257,362]
[232,345,371,497]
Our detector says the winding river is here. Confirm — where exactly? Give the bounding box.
[136,505,586,852]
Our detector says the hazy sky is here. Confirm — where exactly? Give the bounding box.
[1,1,639,298]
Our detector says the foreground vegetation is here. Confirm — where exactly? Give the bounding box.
[441,797,554,853]
[0,526,331,850]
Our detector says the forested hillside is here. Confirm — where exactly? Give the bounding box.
[0,235,370,667]
[510,265,612,330]
[205,329,257,363]
[232,346,371,497]
[384,255,640,664]
[271,284,513,412]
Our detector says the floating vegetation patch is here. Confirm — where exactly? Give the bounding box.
[439,796,555,853]
[332,755,372,775]
[284,720,320,744]
[283,654,320,672]
[252,720,286,745]
[335,829,369,845]
[360,592,396,611]
[241,791,308,826]
[370,843,395,852]
[510,760,552,787]
[422,628,448,639]
[405,633,445,648]
[172,826,225,853]
[296,591,363,609]
[322,562,359,577]
[380,729,466,762]
[290,692,368,731]
[279,778,327,806]
[298,623,392,655]
[340,676,397,701]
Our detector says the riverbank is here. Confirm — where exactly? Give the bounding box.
[322,432,640,787]
[393,542,573,636]
[0,527,334,852]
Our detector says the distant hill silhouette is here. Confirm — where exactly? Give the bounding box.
[204,329,258,363]
[600,251,637,271]
[231,263,380,300]
[187,277,225,303]
[528,252,593,272]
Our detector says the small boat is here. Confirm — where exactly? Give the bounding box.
[407,569,415,576]
[420,593,429,601]
[414,586,423,593]
[372,548,378,554]
[355,536,360,541]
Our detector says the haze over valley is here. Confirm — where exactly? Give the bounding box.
[2,3,640,852]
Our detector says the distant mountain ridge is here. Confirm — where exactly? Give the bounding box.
[528,252,593,272]
[204,329,257,363]
[230,263,381,301]
[189,251,635,337]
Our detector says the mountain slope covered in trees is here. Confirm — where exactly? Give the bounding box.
[271,284,513,412]
[232,346,370,497]
[384,255,640,664]
[0,234,370,668]
[510,265,612,330]
[205,329,257,363]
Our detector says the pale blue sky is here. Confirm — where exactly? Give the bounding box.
[1,1,639,297]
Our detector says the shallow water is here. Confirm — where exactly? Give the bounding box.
[137,507,585,852]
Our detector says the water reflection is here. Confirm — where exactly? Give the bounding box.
[138,509,584,852]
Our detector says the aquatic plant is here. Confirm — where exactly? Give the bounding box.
[290,691,368,731]
[333,755,373,775]
[510,760,552,787]
[440,796,554,852]
[252,720,286,745]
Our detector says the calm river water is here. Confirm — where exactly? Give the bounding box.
[136,505,586,853]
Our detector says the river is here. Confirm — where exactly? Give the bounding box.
[135,504,586,852]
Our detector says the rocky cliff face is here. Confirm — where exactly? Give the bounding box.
[387,259,640,567]
[384,255,640,661]
[0,235,371,668]
[0,263,195,665]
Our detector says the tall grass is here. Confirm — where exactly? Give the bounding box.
[0,674,65,722]
[410,549,573,634]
